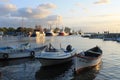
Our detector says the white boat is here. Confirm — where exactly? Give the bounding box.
[35,43,76,66]
[74,46,102,74]
[30,31,45,37]
[0,43,47,60]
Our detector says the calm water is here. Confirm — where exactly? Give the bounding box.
[0,35,120,80]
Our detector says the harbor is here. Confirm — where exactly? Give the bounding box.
[0,0,120,79]
[0,35,120,80]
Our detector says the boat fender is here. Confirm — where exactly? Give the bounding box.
[3,53,9,59]
[30,51,35,57]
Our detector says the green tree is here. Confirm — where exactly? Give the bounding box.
[8,27,15,32]
[16,27,25,32]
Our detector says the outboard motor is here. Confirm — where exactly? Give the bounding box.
[66,45,72,52]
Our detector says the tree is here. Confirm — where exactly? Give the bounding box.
[8,27,15,32]
[16,27,25,32]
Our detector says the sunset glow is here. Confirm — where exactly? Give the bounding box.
[0,0,120,32]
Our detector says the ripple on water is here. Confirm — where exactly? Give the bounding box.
[0,60,40,80]
[0,36,120,80]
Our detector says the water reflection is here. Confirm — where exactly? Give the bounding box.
[35,61,73,80]
[35,60,102,80]
[0,59,40,80]
[72,62,102,80]
[0,58,35,67]
[1,36,119,80]
[36,36,45,44]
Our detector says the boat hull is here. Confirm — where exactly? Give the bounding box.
[0,45,47,60]
[36,48,76,67]
[39,56,74,67]
[75,55,102,74]
[0,51,33,60]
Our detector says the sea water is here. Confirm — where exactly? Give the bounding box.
[0,35,120,80]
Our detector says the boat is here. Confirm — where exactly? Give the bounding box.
[74,46,102,74]
[35,43,76,66]
[30,31,45,37]
[45,29,57,36]
[30,26,45,37]
[59,29,68,36]
[0,43,47,60]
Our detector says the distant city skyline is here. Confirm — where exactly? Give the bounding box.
[0,0,120,32]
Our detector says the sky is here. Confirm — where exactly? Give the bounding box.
[0,0,120,32]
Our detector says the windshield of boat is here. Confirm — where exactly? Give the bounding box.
[45,43,58,52]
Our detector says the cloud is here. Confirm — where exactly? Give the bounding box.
[92,13,120,18]
[74,3,88,12]
[12,7,51,19]
[75,3,81,7]
[0,3,62,27]
[0,3,57,19]
[0,4,17,16]
[0,15,62,27]
[46,15,62,24]
[38,3,57,9]
[0,0,9,2]
[94,0,110,4]
[11,3,57,19]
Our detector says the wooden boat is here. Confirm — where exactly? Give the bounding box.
[0,43,47,60]
[74,46,102,74]
[35,43,76,67]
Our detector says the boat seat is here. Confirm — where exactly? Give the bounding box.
[88,50,101,54]
[84,51,100,57]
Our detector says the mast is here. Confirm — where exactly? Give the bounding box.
[21,17,24,27]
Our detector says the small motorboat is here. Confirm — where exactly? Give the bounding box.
[35,43,76,67]
[74,46,102,74]
[0,43,47,60]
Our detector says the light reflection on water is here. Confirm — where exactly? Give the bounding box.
[35,61,74,80]
[0,35,120,80]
